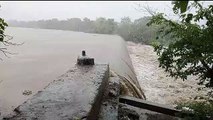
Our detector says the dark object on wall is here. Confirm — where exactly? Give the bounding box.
[77,50,94,65]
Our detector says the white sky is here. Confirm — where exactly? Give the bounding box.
[0,1,212,22]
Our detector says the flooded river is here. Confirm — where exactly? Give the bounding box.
[2,27,210,118]
[127,42,211,106]
[0,27,138,117]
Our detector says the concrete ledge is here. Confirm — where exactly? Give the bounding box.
[99,75,120,120]
[7,64,109,120]
[119,96,193,118]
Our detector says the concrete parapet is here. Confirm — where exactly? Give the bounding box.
[99,73,120,120]
[6,64,109,120]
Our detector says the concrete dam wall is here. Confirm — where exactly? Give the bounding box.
[0,27,145,118]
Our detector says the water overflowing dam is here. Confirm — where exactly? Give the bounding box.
[0,27,143,117]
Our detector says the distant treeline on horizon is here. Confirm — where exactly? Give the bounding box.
[8,17,167,44]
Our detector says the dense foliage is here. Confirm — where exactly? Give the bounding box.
[0,5,12,60]
[148,1,213,87]
[0,18,8,42]
[8,17,159,44]
[176,100,213,120]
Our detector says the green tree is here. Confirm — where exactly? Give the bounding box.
[0,18,8,42]
[67,18,82,31]
[0,5,11,60]
[117,17,132,41]
[130,17,157,44]
[147,1,213,87]
[81,17,95,33]
[94,17,117,34]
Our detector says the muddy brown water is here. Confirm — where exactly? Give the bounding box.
[0,27,139,117]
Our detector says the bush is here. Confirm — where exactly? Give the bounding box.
[176,100,213,120]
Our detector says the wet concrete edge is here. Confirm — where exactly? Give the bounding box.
[87,64,109,120]
[3,64,110,120]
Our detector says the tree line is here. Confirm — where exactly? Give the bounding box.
[8,17,162,44]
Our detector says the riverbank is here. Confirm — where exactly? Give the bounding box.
[126,41,211,106]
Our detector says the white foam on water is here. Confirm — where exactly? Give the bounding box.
[127,41,211,106]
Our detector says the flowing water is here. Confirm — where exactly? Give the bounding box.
[2,27,210,118]
[0,27,139,117]
[127,41,211,106]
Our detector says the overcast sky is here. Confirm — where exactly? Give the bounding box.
[0,1,212,22]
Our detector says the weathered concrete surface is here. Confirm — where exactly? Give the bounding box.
[118,103,181,120]
[119,96,185,117]
[6,64,109,120]
[99,72,120,120]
